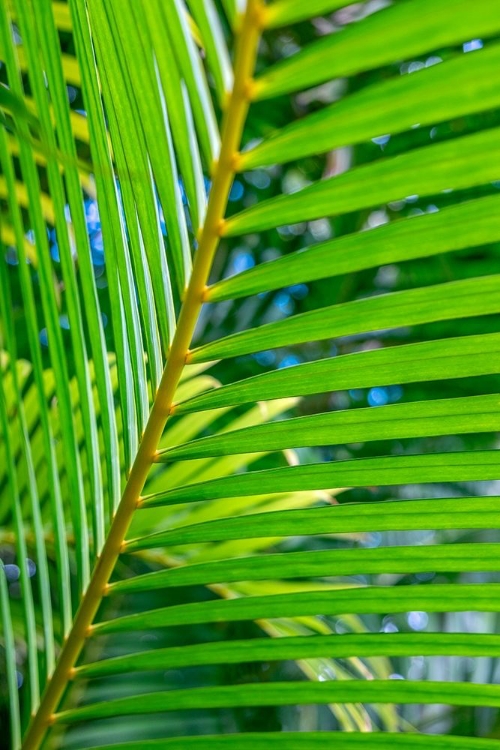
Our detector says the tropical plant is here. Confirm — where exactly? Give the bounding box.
[1,0,500,747]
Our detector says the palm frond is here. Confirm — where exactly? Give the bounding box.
[1,0,500,748]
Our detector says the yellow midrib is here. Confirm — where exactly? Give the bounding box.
[21,2,263,747]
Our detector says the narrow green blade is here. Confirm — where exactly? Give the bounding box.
[75,632,500,679]
[55,680,500,723]
[94,583,500,634]
[127,496,500,550]
[88,734,500,750]
[177,333,500,413]
[160,394,500,461]
[161,0,220,170]
[243,44,500,168]
[225,128,500,236]
[209,195,500,301]
[192,275,500,363]
[143,451,499,507]
[191,0,233,108]
[254,0,500,100]
[0,562,22,750]
[113,543,500,594]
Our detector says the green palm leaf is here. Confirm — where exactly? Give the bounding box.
[1,0,500,748]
